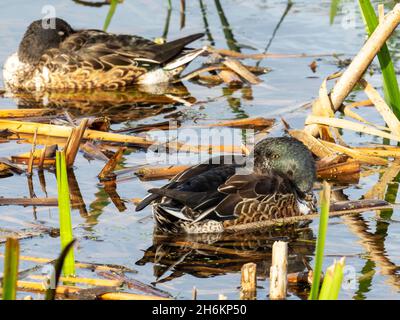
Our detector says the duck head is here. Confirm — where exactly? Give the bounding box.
[251,137,316,193]
[18,18,74,65]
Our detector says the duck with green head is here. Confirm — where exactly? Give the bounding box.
[136,137,317,234]
[3,18,204,91]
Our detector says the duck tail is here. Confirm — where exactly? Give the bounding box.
[152,33,204,65]
[163,47,206,71]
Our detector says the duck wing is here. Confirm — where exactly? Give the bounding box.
[215,171,305,223]
[135,154,246,212]
[53,30,203,70]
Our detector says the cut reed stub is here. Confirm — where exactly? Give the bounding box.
[98,146,126,181]
[240,262,257,300]
[269,241,288,300]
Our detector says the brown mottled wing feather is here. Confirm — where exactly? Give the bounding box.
[57,30,203,69]
[37,31,203,89]
[215,172,302,225]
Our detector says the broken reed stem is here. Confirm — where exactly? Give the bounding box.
[28,275,121,287]
[332,4,400,108]
[27,129,38,176]
[135,165,191,180]
[269,241,288,300]
[306,3,400,136]
[65,118,88,168]
[218,69,243,85]
[209,47,335,60]
[98,147,126,181]
[240,262,257,300]
[133,158,357,182]
[0,254,135,273]
[222,58,262,84]
[0,109,53,118]
[225,199,390,232]
[0,198,59,206]
[16,280,169,300]
[38,145,47,170]
[0,120,242,154]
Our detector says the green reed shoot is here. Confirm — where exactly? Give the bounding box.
[56,151,75,277]
[309,181,331,300]
[103,0,119,31]
[330,0,340,24]
[45,239,76,300]
[318,258,345,300]
[358,0,400,118]
[2,237,19,300]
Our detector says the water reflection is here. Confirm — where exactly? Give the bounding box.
[136,226,315,297]
[6,83,194,122]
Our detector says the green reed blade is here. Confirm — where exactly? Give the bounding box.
[318,258,345,300]
[2,237,19,300]
[309,181,331,300]
[103,0,119,31]
[56,151,75,277]
[330,0,340,25]
[45,239,76,300]
[358,0,400,118]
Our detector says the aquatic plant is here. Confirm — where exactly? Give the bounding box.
[318,258,345,300]
[56,151,75,277]
[45,239,76,300]
[309,181,331,300]
[309,182,345,300]
[359,1,400,118]
[103,0,119,31]
[2,238,19,300]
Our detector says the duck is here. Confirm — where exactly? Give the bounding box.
[3,18,205,91]
[135,137,317,234]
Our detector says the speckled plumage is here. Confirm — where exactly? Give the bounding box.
[136,137,317,234]
[3,18,204,91]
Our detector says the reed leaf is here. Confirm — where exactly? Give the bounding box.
[358,0,400,118]
[56,151,75,277]
[45,239,76,300]
[2,237,19,300]
[318,258,345,300]
[103,0,119,31]
[309,181,331,300]
[330,0,340,24]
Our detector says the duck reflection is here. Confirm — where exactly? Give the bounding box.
[136,226,315,285]
[6,83,194,122]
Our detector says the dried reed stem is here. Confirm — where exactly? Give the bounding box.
[269,241,288,300]
[240,262,257,300]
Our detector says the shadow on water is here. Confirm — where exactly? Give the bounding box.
[136,226,315,298]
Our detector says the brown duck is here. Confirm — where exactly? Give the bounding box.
[3,18,204,91]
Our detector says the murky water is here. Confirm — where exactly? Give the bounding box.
[0,0,400,299]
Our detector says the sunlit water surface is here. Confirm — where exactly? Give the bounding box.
[0,0,400,300]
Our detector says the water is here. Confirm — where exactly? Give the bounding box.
[0,0,400,299]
